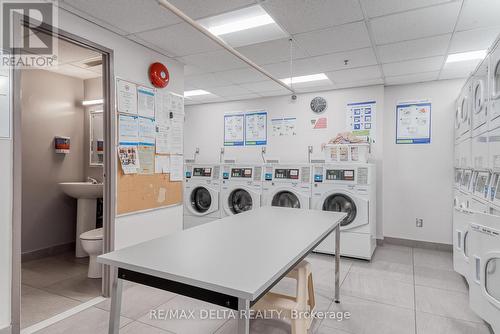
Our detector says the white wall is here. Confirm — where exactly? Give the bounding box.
[1,6,184,330]
[184,79,465,245]
[383,79,464,244]
[184,85,386,238]
[54,7,185,249]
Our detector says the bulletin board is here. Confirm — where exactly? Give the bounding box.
[115,78,184,215]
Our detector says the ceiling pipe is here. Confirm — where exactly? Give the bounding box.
[157,0,295,94]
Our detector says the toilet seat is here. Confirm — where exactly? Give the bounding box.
[80,227,103,240]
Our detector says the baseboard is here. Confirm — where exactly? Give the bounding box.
[377,237,452,252]
[21,242,75,263]
[0,325,11,334]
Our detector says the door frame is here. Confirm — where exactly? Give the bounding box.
[11,19,116,333]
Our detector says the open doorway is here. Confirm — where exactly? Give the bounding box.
[11,25,115,333]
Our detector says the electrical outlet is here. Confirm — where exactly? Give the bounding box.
[416,218,423,228]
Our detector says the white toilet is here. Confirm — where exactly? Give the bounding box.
[80,227,103,279]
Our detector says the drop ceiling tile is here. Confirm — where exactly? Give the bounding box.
[179,50,247,72]
[209,85,253,97]
[235,38,309,65]
[125,34,176,57]
[257,89,290,97]
[134,23,221,57]
[168,0,257,20]
[61,0,181,34]
[262,0,363,34]
[239,81,286,93]
[262,58,325,78]
[215,68,269,84]
[294,22,371,56]
[456,0,500,31]
[225,93,261,101]
[48,64,100,80]
[56,39,101,65]
[370,2,461,45]
[439,67,475,80]
[184,64,209,76]
[377,34,451,63]
[309,48,378,73]
[441,58,481,76]
[335,78,384,89]
[385,71,439,85]
[294,82,337,94]
[185,72,234,88]
[449,27,500,53]
[360,0,454,18]
[382,56,445,76]
[327,65,382,83]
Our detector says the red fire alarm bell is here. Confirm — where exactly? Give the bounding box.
[149,62,169,88]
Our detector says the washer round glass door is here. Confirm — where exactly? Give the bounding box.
[190,187,212,213]
[272,191,301,208]
[322,193,357,227]
[228,188,253,214]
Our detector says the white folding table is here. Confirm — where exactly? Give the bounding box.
[98,207,345,334]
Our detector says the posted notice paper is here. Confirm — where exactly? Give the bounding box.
[137,145,155,175]
[118,145,140,174]
[155,155,170,174]
[118,114,139,145]
[137,86,155,119]
[117,79,137,114]
[138,116,156,145]
[169,155,184,181]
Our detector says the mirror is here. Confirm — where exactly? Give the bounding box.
[90,111,104,166]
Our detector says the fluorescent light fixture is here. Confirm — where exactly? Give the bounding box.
[82,99,104,106]
[280,73,329,85]
[184,90,211,97]
[209,14,274,36]
[446,50,487,63]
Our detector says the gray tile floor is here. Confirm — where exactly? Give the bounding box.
[28,245,493,334]
[21,253,102,329]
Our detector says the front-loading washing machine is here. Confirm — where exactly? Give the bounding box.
[220,164,263,217]
[468,212,500,334]
[183,164,222,229]
[262,164,312,209]
[311,163,376,260]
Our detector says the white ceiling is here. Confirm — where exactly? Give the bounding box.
[58,0,500,104]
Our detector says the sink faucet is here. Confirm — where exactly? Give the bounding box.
[87,177,99,184]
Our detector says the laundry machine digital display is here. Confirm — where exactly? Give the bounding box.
[231,168,252,178]
[326,169,355,181]
[193,167,212,177]
[274,168,299,180]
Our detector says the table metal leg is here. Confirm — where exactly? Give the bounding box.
[108,272,123,334]
[335,225,341,303]
[238,298,250,334]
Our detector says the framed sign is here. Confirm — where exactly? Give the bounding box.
[396,101,431,144]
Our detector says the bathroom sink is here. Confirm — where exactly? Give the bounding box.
[59,182,103,199]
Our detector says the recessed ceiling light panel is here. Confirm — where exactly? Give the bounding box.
[446,50,487,63]
[280,73,329,85]
[184,89,211,97]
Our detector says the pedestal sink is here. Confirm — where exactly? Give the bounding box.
[59,182,103,257]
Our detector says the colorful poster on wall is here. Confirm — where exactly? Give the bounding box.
[396,101,431,144]
[224,113,244,146]
[117,79,137,115]
[346,101,376,139]
[118,145,140,174]
[245,111,267,145]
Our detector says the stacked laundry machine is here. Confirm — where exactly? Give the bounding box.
[452,36,500,333]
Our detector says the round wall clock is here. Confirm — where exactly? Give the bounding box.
[310,96,327,114]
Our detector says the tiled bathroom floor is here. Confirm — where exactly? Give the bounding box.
[27,245,493,334]
[21,252,102,329]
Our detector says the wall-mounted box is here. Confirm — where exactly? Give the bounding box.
[54,136,70,154]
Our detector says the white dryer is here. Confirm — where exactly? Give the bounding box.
[453,206,474,280]
[489,40,500,126]
[489,172,500,207]
[460,169,474,209]
[468,212,500,334]
[458,82,473,168]
[220,164,263,217]
[183,164,222,229]
[262,164,312,209]
[311,163,376,260]
[472,57,489,137]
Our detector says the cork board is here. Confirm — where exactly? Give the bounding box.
[117,169,183,215]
